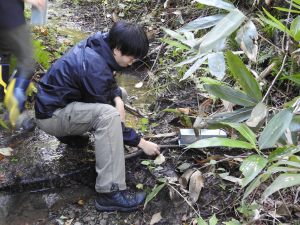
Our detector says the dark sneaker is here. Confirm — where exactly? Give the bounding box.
[57,134,90,148]
[95,190,146,212]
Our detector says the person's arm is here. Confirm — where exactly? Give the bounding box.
[138,138,160,156]
[114,96,125,123]
[23,0,46,10]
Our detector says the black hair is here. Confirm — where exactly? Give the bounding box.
[108,21,149,59]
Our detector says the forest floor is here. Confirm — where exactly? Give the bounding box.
[1,0,300,225]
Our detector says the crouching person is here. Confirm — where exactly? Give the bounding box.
[34,21,160,212]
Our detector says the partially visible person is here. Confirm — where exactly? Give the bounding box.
[35,21,160,212]
[0,0,46,128]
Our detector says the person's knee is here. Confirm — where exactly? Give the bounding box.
[95,104,120,120]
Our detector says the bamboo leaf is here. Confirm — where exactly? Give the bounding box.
[180,55,208,81]
[208,107,253,124]
[187,137,254,149]
[235,21,258,62]
[259,8,292,36]
[209,214,218,225]
[246,102,268,128]
[193,0,236,11]
[207,52,225,80]
[274,160,300,168]
[262,174,300,200]
[274,7,300,14]
[204,84,258,107]
[161,38,190,50]
[176,53,205,67]
[240,155,268,187]
[243,174,263,199]
[266,166,300,174]
[144,183,166,209]
[268,146,300,162]
[163,27,186,42]
[178,14,226,32]
[226,51,262,101]
[258,108,293,149]
[221,122,257,147]
[291,16,300,41]
[281,73,300,85]
[199,9,245,53]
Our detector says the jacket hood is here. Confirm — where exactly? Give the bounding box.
[85,32,123,71]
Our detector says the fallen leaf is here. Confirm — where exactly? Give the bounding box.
[135,81,144,88]
[0,154,4,161]
[78,199,85,206]
[150,212,162,225]
[136,183,144,189]
[189,170,204,203]
[179,169,195,189]
[178,108,190,115]
[64,219,74,225]
[0,147,13,156]
[0,174,6,183]
[219,172,242,184]
[177,163,191,172]
[154,153,165,165]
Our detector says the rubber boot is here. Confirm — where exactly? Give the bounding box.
[0,64,9,102]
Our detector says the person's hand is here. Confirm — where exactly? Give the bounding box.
[138,138,160,156]
[24,0,46,11]
[4,77,30,126]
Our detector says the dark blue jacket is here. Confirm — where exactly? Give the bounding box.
[35,32,141,146]
[0,0,25,29]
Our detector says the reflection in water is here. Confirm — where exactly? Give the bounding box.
[116,72,154,129]
[0,186,94,225]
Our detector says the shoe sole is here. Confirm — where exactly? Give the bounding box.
[95,200,141,212]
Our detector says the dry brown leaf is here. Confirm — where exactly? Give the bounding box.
[78,199,85,206]
[178,108,190,115]
[222,100,234,112]
[150,212,162,225]
[179,169,195,189]
[0,154,4,161]
[188,170,204,203]
[154,153,165,165]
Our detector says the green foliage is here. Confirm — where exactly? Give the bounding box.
[162,108,192,127]
[144,182,166,209]
[33,39,50,69]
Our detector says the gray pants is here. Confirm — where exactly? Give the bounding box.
[37,102,126,193]
[0,24,34,78]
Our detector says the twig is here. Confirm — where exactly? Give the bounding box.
[258,62,277,80]
[258,34,284,54]
[124,104,146,118]
[167,182,201,218]
[262,53,288,102]
[150,43,164,71]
